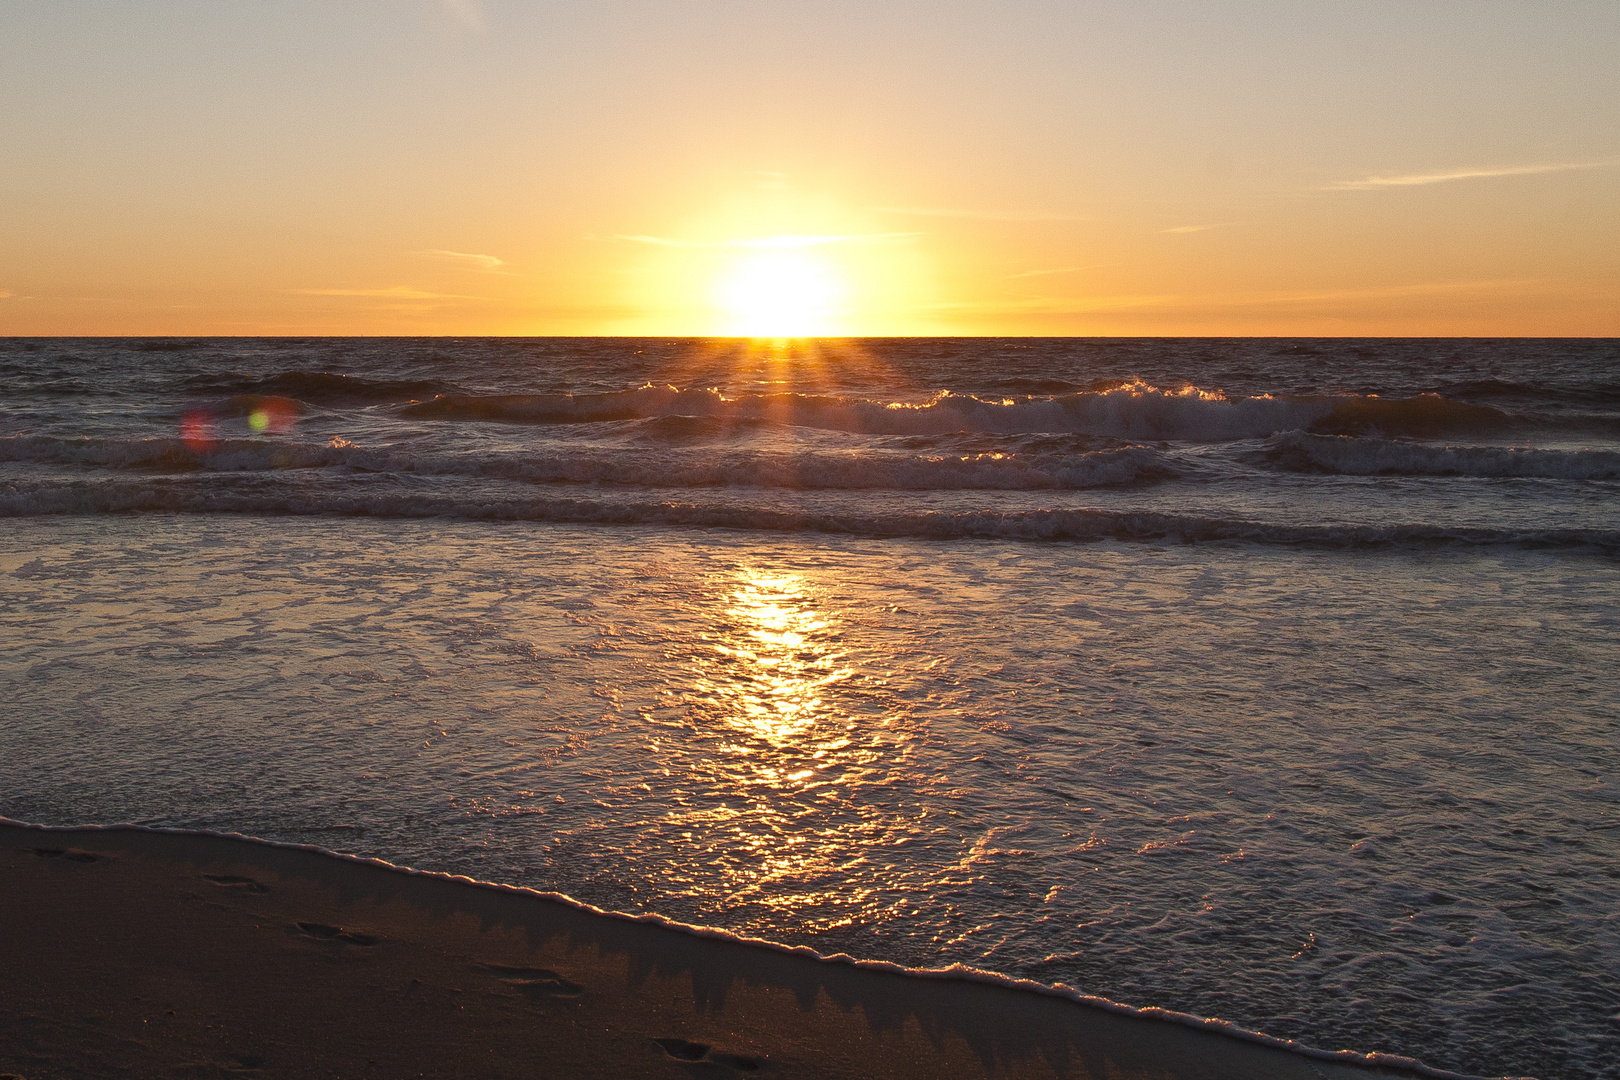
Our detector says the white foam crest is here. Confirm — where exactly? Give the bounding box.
[362,443,1174,492]
[1268,432,1620,480]
[403,382,1339,440]
[821,385,1327,439]
[1037,383,1334,441]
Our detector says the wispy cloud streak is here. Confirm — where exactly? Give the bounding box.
[1006,266,1097,279]
[927,294,1170,315]
[1229,279,1533,306]
[1327,162,1601,191]
[871,206,1086,222]
[295,286,485,300]
[614,232,920,248]
[931,278,1533,318]
[415,249,507,272]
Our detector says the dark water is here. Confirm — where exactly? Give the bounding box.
[2,338,1618,1078]
[2,337,1619,543]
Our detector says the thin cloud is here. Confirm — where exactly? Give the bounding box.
[0,290,13,299]
[1006,266,1098,280]
[295,286,486,301]
[1327,162,1601,191]
[1161,223,1226,234]
[734,233,920,248]
[927,294,1172,316]
[415,249,507,272]
[614,232,920,248]
[1230,279,1533,306]
[931,278,1531,317]
[611,234,693,247]
[870,206,1087,223]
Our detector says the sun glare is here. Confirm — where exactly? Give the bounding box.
[715,249,844,337]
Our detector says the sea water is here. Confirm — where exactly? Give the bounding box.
[1,338,1617,1079]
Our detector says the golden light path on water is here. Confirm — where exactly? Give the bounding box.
[674,570,884,919]
[622,566,933,932]
[709,573,847,750]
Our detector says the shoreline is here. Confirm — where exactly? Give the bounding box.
[1,818,1506,1080]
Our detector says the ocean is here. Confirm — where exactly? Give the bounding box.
[2,336,1617,1079]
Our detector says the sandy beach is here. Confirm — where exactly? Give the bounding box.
[0,819,1483,1080]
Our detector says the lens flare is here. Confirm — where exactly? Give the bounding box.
[179,410,219,453]
[242,396,300,434]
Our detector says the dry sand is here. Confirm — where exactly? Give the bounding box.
[0,820,1483,1080]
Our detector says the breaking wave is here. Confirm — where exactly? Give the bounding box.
[399,383,1523,440]
[0,435,1178,491]
[12,429,1620,490]
[1264,432,1620,480]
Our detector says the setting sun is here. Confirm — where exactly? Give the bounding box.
[714,248,845,338]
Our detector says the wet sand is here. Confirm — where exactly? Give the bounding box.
[0,820,1479,1080]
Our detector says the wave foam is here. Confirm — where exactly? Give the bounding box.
[0,435,1178,491]
[398,383,1329,439]
[396,383,1527,441]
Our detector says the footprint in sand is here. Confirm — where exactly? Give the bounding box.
[30,847,99,862]
[479,964,584,999]
[652,1038,762,1071]
[294,922,380,946]
[203,874,270,893]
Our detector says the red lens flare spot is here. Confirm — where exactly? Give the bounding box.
[180,410,219,453]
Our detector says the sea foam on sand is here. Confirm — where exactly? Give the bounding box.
[0,819,1511,1080]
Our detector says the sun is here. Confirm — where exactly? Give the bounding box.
[714,248,844,337]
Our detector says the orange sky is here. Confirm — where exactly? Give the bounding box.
[2,1,1617,336]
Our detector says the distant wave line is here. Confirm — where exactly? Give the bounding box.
[3,481,1615,552]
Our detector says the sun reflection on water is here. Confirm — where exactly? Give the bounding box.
[709,572,849,749]
[664,568,903,920]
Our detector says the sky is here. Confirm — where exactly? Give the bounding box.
[1,0,1617,337]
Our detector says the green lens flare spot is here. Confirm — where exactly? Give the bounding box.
[248,410,270,432]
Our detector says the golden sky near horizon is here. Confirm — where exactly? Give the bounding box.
[2,0,1618,337]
